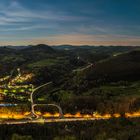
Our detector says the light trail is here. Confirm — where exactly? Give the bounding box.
[30,82,53,118]
[0,118,100,125]
[73,55,95,72]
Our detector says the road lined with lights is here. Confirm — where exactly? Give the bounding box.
[0,111,140,125]
[2,114,140,125]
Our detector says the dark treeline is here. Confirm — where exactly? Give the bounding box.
[0,118,140,140]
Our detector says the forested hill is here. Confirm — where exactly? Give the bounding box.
[79,50,140,83]
[0,44,139,82]
[0,44,140,114]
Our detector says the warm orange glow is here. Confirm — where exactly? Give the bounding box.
[43,113,60,118]
[125,112,140,118]
[0,113,27,119]
[0,111,140,120]
[41,111,140,119]
[113,113,121,118]
[64,113,74,118]
[74,112,82,118]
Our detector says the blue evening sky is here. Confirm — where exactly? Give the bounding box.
[0,0,140,46]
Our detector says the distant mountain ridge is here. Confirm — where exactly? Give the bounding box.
[0,44,139,51]
[22,44,55,52]
[1,46,30,50]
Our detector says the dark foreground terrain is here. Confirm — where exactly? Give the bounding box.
[0,118,140,140]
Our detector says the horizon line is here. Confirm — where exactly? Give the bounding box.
[0,44,140,47]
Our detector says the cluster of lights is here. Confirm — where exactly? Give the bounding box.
[0,72,34,95]
[9,73,34,85]
[0,70,35,103]
[0,76,10,82]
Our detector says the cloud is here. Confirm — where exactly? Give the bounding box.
[0,0,90,36]
[0,25,51,32]
[0,1,88,25]
[0,0,140,46]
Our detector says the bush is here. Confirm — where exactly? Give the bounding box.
[11,134,33,140]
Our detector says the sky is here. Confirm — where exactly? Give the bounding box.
[0,0,140,46]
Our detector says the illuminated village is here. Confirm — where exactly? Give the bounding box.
[0,68,139,121]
